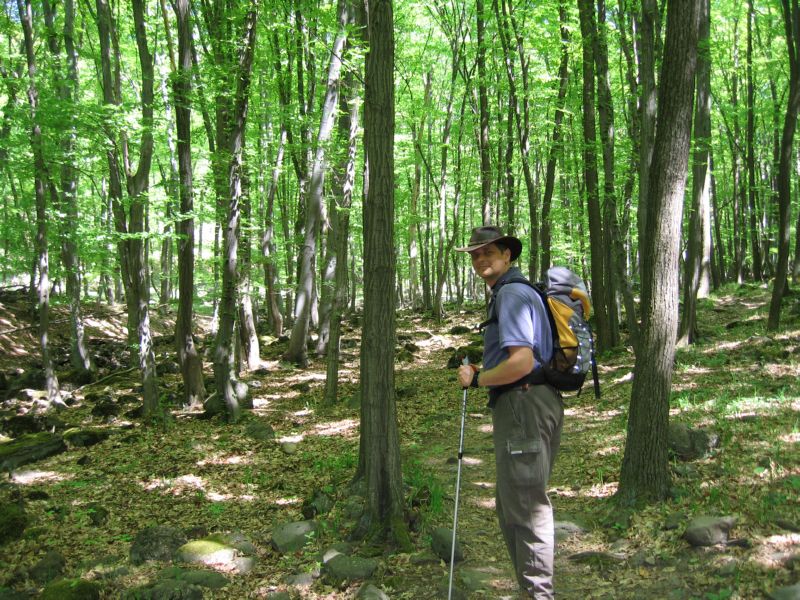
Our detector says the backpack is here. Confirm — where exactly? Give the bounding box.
[481,266,600,398]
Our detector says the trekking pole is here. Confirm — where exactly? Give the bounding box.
[448,357,470,600]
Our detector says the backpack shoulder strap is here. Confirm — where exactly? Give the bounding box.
[478,275,555,337]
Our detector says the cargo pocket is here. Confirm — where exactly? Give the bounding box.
[506,437,548,487]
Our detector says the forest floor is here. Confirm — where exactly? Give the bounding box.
[0,283,799,599]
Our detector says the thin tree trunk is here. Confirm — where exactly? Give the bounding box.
[595,0,620,347]
[540,1,570,279]
[43,0,93,376]
[173,0,205,408]
[768,0,800,331]
[746,0,763,281]
[324,70,359,405]
[577,0,611,352]
[678,0,711,347]
[18,0,61,406]
[210,3,259,422]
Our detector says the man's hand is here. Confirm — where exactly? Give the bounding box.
[458,363,478,389]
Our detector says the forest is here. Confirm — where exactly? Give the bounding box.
[0,0,799,597]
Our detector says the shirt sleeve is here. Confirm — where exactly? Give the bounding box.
[495,284,536,351]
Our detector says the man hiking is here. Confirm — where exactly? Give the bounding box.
[456,225,564,599]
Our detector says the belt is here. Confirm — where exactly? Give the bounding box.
[487,370,546,407]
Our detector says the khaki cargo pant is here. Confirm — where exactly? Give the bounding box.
[491,383,563,599]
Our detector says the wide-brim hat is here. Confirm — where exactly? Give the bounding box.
[456,226,523,261]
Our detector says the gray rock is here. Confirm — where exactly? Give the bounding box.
[29,550,65,584]
[320,542,353,564]
[245,421,275,442]
[323,554,378,582]
[684,516,737,547]
[669,422,719,460]
[271,520,317,553]
[769,584,800,600]
[265,593,290,600]
[431,527,463,563]
[285,572,315,587]
[555,520,585,542]
[356,583,390,599]
[130,525,188,565]
[302,489,334,519]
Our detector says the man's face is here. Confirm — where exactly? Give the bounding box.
[469,243,511,284]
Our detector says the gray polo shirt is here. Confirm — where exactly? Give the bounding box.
[482,267,553,385]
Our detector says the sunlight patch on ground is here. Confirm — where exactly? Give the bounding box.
[612,371,633,384]
[197,453,252,467]
[143,473,206,494]
[10,469,70,484]
[292,408,314,417]
[751,533,800,570]
[595,445,622,457]
[462,456,484,466]
[477,423,493,434]
[83,315,127,338]
[471,480,495,489]
[251,397,271,409]
[583,482,618,498]
[272,496,301,506]
[474,496,496,510]
[779,432,800,443]
[277,434,304,443]
[310,418,358,437]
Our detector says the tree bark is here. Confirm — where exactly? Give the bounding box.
[43,0,93,377]
[18,0,61,407]
[768,0,800,331]
[594,0,620,347]
[324,69,360,405]
[209,3,259,422]
[540,1,570,280]
[577,0,611,353]
[356,0,409,549]
[173,0,205,408]
[746,0,763,281]
[618,0,700,505]
[678,0,711,347]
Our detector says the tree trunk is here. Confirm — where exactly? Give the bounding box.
[324,70,360,405]
[356,0,409,549]
[594,0,620,347]
[577,0,611,353]
[618,0,700,505]
[768,0,800,331]
[678,0,711,347]
[540,1,570,280]
[287,0,350,364]
[476,0,492,225]
[210,3,259,422]
[172,0,204,408]
[746,0,763,281]
[637,0,658,265]
[18,0,61,406]
[261,123,286,337]
[43,0,93,377]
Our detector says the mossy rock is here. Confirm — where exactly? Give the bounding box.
[40,578,101,600]
[0,432,66,471]
[0,503,27,545]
